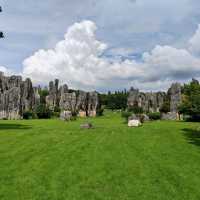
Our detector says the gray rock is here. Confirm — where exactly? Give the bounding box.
[76,90,87,112]
[161,112,179,120]
[0,73,36,119]
[60,92,77,113]
[46,79,59,110]
[168,83,182,113]
[80,123,93,129]
[87,92,98,117]
[128,113,138,121]
[60,111,72,121]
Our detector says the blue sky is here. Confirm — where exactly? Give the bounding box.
[1,0,200,91]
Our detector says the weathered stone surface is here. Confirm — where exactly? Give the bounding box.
[60,111,72,121]
[127,83,181,113]
[32,87,40,110]
[143,114,150,122]
[20,78,34,112]
[60,92,77,113]
[128,113,149,123]
[168,83,182,113]
[128,119,142,127]
[80,123,93,129]
[0,73,37,119]
[0,72,99,120]
[76,91,87,112]
[128,113,138,121]
[87,92,98,117]
[46,79,59,110]
[78,111,87,118]
[161,112,179,120]
[127,87,174,114]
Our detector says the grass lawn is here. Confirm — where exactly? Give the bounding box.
[0,112,200,200]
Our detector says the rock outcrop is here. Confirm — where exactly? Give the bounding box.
[0,73,39,119]
[127,83,182,115]
[46,79,59,110]
[127,88,166,113]
[168,83,182,113]
[59,85,99,118]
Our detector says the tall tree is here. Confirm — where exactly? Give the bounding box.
[0,6,4,38]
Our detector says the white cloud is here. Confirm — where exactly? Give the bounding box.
[22,20,200,91]
[0,66,13,76]
[189,24,200,55]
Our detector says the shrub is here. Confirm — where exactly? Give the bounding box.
[23,111,36,119]
[159,101,170,113]
[148,112,161,120]
[52,112,60,118]
[36,104,52,119]
[121,111,132,122]
[128,106,143,114]
[54,106,61,113]
[96,107,104,116]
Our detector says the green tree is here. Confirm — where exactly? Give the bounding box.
[178,79,200,121]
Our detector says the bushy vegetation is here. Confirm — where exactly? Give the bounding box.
[22,111,37,119]
[178,79,200,121]
[148,112,161,120]
[159,100,170,113]
[38,88,49,104]
[121,111,132,122]
[128,105,143,114]
[99,90,128,110]
[35,104,52,119]
[96,107,104,116]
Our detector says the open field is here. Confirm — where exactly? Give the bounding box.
[0,113,200,200]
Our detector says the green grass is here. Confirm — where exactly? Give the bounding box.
[0,112,200,200]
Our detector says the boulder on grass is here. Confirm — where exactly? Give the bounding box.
[80,123,93,129]
[128,113,149,123]
[128,119,142,127]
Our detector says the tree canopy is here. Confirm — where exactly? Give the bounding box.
[178,79,200,121]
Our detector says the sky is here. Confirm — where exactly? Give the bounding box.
[1,0,200,92]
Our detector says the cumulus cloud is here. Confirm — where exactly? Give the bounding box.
[0,66,13,76]
[189,24,200,55]
[22,20,200,91]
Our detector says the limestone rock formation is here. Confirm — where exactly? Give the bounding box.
[59,86,99,117]
[59,92,77,113]
[0,72,40,119]
[87,92,98,117]
[168,83,182,113]
[60,110,72,121]
[127,83,182,115]
[127,88,166,113]
[46,79,59,110]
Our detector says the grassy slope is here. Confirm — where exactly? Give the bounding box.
[0,112,200,200]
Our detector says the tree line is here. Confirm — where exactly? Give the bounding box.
[99,90,128,110]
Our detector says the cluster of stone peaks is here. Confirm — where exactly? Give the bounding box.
[0,72,40,119]
[127,82,182,120]
[0,72,98,119]
[0,71,182,120]
[46,79,98,118]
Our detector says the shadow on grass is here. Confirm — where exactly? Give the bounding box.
[182,128,200,147]
[0,123,31,130]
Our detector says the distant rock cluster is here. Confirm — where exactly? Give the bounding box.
[127,83,182,120]
[0,72,99,120]
[45,79,99,120]
[0,71,183,120]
